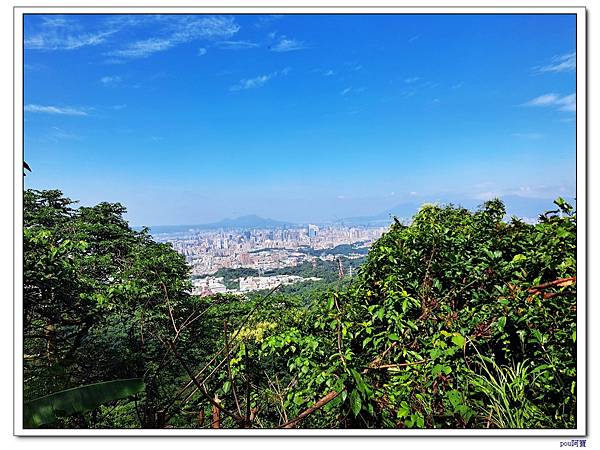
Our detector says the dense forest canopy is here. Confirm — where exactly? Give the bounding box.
[23,189,576,429]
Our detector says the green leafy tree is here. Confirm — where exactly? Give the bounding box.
[24,189,204,428]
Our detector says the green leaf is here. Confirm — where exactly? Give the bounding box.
[497,316,506,330]
[511,254,526,263]
[23,378,145,428]
[293,393,304,406]
[397,401,410,418]
[451,334,465,348]
[350,389,362,417]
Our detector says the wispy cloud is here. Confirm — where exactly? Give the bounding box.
[524,93,560,106]
[473,184,573,200]
[108,16,239,59]
[408,34,421,43]
[341,87,352,96]
[312,68,335,77]
[230,74,272,91]
[271,37,306,52]
[40,16,70,28]
[25,15,245,61]
[108,38,174,58]
[345,62,363,72]
[535,51,576,73]
[25,15,240,60]
[197,47,207,56]
[555,94,576,112]
[24,104,88,116]
[229,67,290,91]
[25,29,117,51]
[100,75,121,86]
[25,14,118,50]
[254,15,284,29]
[216,40,260,50]
[404,77,420,84]
[523,93,575,112]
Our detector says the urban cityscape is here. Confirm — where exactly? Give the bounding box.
[152,223,388,295]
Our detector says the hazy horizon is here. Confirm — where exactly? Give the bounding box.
[23,14,576,225]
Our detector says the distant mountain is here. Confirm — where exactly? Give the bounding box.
[337,196,572,226]
[204,214,295,230]
[145,215,296,235]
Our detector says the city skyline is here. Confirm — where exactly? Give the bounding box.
[23,13,576,226]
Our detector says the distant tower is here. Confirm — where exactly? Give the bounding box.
[337,257,344,280]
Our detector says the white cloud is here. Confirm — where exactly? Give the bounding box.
[109,38,173,58]
[404,77,420,84]
[197,47,207,56]
[25,29,117,51]
[216,40,259,50]
[229,68,290,92]
[312,68,335,77]
[26,15,240,58]
[524,93,560,106]
[345,62,363,72]
[341,87,352,96]
[41,16,70,28]
[100,75,121,86]
[473,184,574,200]
[230,74,272,91]
[555,94,576,112]
[536,52,576,73]
[254,15,283,29]
[108,16,240,59]
[24,104,88,116]
[523,93,576,112]
[271,37,305,52]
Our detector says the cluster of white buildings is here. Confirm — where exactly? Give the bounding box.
[191,274,322,296]
[157,225,385,277]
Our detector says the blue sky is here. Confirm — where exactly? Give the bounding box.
[24,14,576,225]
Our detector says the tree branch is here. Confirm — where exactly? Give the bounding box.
[280,390,343,429]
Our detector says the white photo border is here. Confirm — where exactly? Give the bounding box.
[13,4,587,437]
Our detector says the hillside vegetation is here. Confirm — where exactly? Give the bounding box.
[23,189,576,429]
